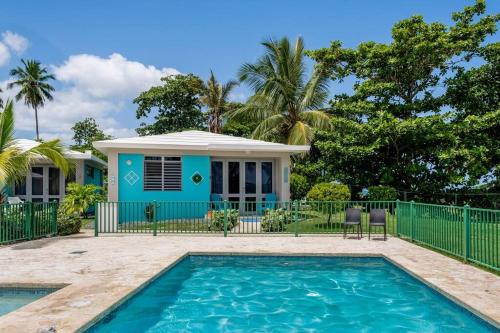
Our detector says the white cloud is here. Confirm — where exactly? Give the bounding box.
[4,53,180,143]
[0,42,10,66]
[2,31,29,54]
[54,53,179,98]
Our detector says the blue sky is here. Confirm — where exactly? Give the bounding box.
[0,0,498,142]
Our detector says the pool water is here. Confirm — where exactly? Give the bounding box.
[0,288,57,317]
[88,256,498,332]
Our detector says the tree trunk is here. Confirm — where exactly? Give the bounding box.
[34,105,40,141]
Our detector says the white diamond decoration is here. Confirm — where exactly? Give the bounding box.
[124,171,139,185]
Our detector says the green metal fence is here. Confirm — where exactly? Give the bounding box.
[0,202,58,245]
[398,201,500,272]
[95,199,500,272]
[95,200,397,235]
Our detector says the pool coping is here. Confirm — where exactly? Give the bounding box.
[77,252,500,332]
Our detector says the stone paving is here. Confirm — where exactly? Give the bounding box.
[0,232,499,332]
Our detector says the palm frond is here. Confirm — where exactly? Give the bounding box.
[288,121,313,145]
[27,140,72,176]
[0,100,15,152]
[300,110,332,131]
[251,114,287,141]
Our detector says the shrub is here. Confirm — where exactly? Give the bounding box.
[63,183,105,218]
[306,183,351,202]
[290,174,309,200]
[261,208,291,232]
[57,207,81,235]
[210,209,239,231]
[367,186,397,201]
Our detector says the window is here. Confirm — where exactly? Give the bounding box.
[228,162,240,194]
[211,161,223,194]
[49,168,60,195]
[144,156,182,191]
[14,181,26,196]
[261,162,273,194]
[31,167,44,196]
[86,165,94,178]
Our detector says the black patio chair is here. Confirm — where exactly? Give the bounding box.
[343,208,362,239]
[369,209,387,241]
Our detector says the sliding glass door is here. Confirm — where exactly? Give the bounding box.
[211,159,274,213]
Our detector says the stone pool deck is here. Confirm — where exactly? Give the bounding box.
[0,232,499,332]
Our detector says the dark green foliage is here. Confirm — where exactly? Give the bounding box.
[57,208,81,236]
[299,0,499,199]
[306,183,351,202]
[71,117,111,161]
[134,74,206,135]
[290,174,310,200]
[367,186,398,201]
[210,209,239,231]
[261,208,291,232]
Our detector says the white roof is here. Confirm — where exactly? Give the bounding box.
[93,130,310,154]
[14,139,107,166]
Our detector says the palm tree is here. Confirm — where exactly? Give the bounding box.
[200,71,238,133]
[231,37,331,145]
[0,87,3,109]
[0,100,70,186]
[7,59,55,141]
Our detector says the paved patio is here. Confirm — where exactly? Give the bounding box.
[0,232,499,332]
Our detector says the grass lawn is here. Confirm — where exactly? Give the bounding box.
[285,210,397,235]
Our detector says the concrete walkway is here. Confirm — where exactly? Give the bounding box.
[0,232,499,332]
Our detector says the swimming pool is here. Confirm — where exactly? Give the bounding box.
[87,256,498,332]
[0,287,58,317]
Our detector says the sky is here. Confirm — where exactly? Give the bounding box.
[0,0,498,143]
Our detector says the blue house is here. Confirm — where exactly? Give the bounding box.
[93,131,308,222]
[9,139,107,202]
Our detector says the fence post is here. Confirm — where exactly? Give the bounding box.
[410,200,415,242]
[94,203,99,237]
[396,199,400,237]
[25,202,33,240]
[294,200,299,237]
[153,201,157,236]
[223,200,228,237]
[463,204,470,262]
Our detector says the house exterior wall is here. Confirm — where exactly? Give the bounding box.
[7,159,106,202]
[117,153,211,202]
[84,161,103,187]
[105,148,292,207]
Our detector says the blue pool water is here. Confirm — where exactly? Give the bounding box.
[88,256,498,332]
[0,288,57,317]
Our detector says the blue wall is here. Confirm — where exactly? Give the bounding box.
[118,153,210,221]
[84,162,103,187]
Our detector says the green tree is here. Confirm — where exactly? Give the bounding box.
[134,74,206,135]
[200,71,238,133]
[0,87,3,109]
[298,1,498,193]
[70,117,111,160]
[230,37,331,145]
[0,100,70,186]
[446,42,500,187]
[7,59,55,141]
[221,102,259,137]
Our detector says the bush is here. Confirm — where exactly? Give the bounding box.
[57,207,81,235]
[367,186,397,201]
[290,174,309,200]
[63,183,105,218]
[306,183,351,202]
[210,209,239,231]
[261,208,290,232]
